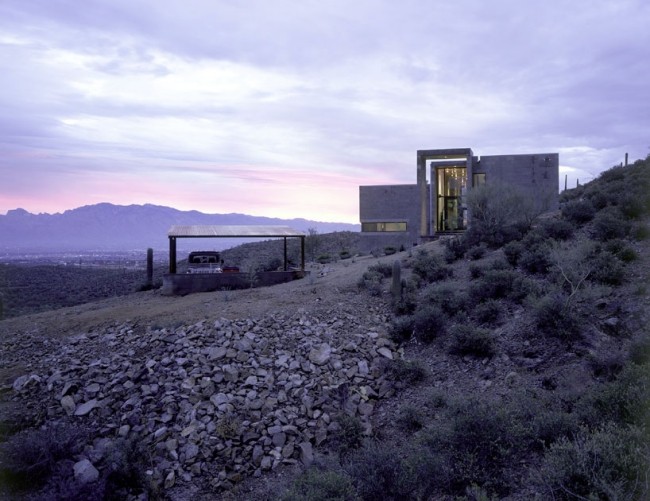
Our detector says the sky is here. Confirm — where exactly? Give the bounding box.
[1,0,649,223]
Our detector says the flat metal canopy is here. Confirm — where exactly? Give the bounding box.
[168,225,305,238]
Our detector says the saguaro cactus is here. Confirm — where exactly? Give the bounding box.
[391,260,402,301]
[146,248,154,287]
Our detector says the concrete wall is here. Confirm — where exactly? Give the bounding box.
[162,270,307,296]
[473,153,559,211]
[359,184,423,251]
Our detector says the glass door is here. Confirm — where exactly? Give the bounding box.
[436,167,467,231]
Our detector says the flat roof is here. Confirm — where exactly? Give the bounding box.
[168,225,305,238]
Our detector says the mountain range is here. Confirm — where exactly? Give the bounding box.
[0,203,360,252]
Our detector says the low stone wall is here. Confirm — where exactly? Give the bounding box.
[161,270,307,296]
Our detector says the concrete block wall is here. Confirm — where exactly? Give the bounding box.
[474,153,559,211]
[359,184,422,242]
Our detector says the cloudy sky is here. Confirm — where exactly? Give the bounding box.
[1,0,649,223]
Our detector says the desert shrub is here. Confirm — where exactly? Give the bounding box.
[471,299,503,326]
[339,250,352,260]
[531,294,581,341]
[422,397,530,496]
[383,358,427,385]
[384,246,397,255]
[468,263,484,279]
[420,283,468,317]
[367,262,392,278]
[283,467,357,501]
[357,271,383,297]
[344,441,418,501]
[631,222,650,240]
[388,315,414,344]
[0,422,89,492]
[413,304,447,342]
[530,409,579,449]
[391,279,418,316]
[448,324,496,357]
[619,194,646,219]
[629,331,650,365]
[469,269,532,304]
[411,250,453,283]
[503,240,523,266]
[443,236,467,263]
[562,199,596,225]
[576,363,650,428]
[518,245,551,274]
[333,414,364,456]
[464,182,543,248]
[591,207,631,241]
[317,254,332,264]
[426,389,448,409]
[397,405,426,432]
[466,244,487,261]
[541,219,575,240]
[587,349,627,381]
[537,424,649,501]
[588,250,625,286]
[603,238,631,256]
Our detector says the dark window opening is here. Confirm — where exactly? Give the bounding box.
[362,222,407,232]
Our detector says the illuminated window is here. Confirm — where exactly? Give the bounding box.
[362,222,407,232]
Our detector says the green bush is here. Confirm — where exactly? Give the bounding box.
[471,299,503,326]
[503,240,523,266]
[339,250,352,260]
[357,271,383,296]
[443,236,467,263]
[537,424,649,501]
[383,359,427,384]
[412,250,453,283]
[562,199,596,225]
[317,254,333,264]
[518,245,551,274]
[368,262,393,277]
[420,283,468,317]
[468,263,484,279]
[344,441,419,500]
[540,218,575,240]
[591,207,631,241]
[384,246,397,256]
[388,315,414,344]
[469,269,532,304]
[0,422,89,492]
[588,250,625,286]
[413,304,447,342]
[422,397,530,496]
[334,414,364,457]
[283,467,357,501]
[448,324,496,357]
[397,405,426,432]
[531,294,581,341]
[466,244,487,261]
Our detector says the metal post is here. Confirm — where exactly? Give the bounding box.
[169,237,177,274]
[283,237,288,271]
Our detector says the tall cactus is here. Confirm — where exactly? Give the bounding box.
[146,248,154,287]
[391,260,402,301]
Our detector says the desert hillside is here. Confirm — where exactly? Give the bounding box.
[1,158,649,500]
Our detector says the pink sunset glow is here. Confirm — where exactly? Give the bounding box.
[1,1,649,222]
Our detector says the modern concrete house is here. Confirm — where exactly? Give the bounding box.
[359,148,559,249]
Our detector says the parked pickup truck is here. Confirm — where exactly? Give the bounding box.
[187,251,223,274]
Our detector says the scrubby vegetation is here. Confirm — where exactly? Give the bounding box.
[3,157,650,500]
[336,156,650,499]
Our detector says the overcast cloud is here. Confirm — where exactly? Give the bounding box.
[1,0,649,222]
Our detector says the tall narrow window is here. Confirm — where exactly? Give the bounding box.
[472,173,486,187]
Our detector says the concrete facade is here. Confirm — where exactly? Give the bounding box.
[360,148,559,247]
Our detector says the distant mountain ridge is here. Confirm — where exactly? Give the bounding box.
[0,203,360,251]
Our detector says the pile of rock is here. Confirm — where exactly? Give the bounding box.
[7,309,397,493]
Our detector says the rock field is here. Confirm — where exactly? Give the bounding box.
[4,299,397,495]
